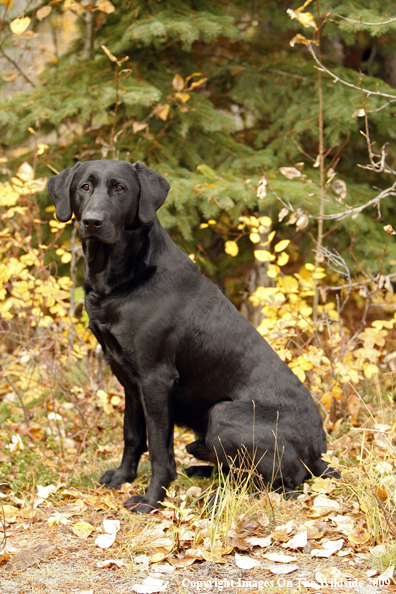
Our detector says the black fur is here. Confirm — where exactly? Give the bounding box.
[48,160,336,513]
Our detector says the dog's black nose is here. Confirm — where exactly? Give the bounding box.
[83,212,104,231]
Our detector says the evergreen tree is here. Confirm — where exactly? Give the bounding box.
[1,0,396,297]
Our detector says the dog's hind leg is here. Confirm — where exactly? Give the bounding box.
[185,439,217,477]
[204,400,329,491]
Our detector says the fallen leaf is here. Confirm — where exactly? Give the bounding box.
[132,577,167,593]
[268,563,299,575]
[282,531,307,550]
[72,521,95,539]
[246,536,272,548]
[378,565,394,581]
[311,494,340,516]
[330,514,355,534]
[104,496,118,510]
[315,566,344,584]
[348,527,370,545]
[0,548,11,562]
[235,552,260,569]
[2,505,19,518]
[311,538,344,558]
[262,553,298,563]
[103,519,120,534]
[95,533,116,549]
[202,549,227,563]
[185,486,202,498]
[168,557,196,568]
[7,541,56,572]
[97,559,126,568]
[150,552,167,564]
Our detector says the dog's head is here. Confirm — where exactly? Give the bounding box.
[47,160,170,244]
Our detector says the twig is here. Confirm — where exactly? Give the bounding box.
[335,14,396,27]
[0,46,36,87]
[306,42,396,101]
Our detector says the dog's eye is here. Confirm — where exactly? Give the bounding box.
[81,183,90,191]
[115,184,124,192]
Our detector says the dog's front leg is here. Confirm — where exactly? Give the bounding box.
[123,378,177,514]
[99,387,147,489]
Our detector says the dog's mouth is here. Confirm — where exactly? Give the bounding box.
[79,223,118,244]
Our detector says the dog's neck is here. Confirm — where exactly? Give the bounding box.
[83,219,166,296]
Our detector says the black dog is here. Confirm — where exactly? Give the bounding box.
[48,160,334,513]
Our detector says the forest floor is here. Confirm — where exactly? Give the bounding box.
[1,424,395,594]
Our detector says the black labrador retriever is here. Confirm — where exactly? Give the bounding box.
[48,160,335,513]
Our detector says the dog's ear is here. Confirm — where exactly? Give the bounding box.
[47,163,82,222]
[134,161,170,225]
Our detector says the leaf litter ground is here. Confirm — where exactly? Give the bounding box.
[1,427,395,594]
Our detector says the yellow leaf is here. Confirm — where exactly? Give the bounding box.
[172,74,184,91]
[208,219,216,225]
[132,121,148,133]
[150,552,167,563]
[104,495,117,510]
[17,162,34,182]
[254,250,275,262]
[199,223,209,229]
[1,0,13,9]
[154,103,170,121]
[267,264,280,278]
[2,505,19,518]
[36,6,52,20]
[72,521,95,539]
[101,44,117,62]
[277,252,289,266]
[37,144,49,155]
[97,0,115,13]
[61,252,72,264]
[249,232,261,244]
[291,366,305,383]
[274,239,290,252]
[290,33,311,47]
[175,92,190,102]
[258,216,272,227]
[287,8,317,29]
[347,527,370,545]
[225,240,239,257]
[363,363,379,379]
[10,16,31,35]
[187,77,208,90]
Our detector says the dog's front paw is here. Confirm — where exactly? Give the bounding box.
[123,495,161,514]
[99,468,136,490]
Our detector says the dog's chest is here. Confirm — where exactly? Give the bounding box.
[85,291,137,374]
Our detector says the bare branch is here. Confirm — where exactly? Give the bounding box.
[0,46,36,87]
[267,177,396,222]
[334,14,396,27]
[306,42,396,101]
